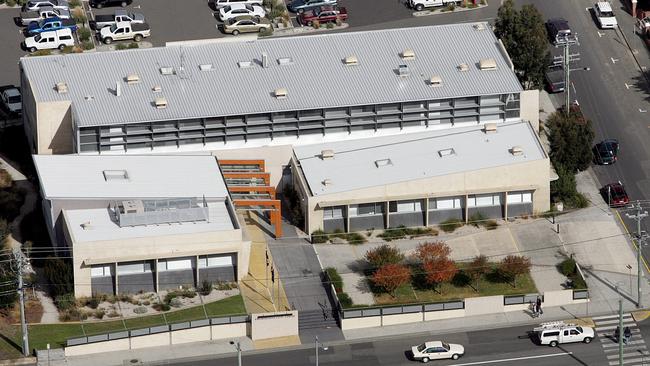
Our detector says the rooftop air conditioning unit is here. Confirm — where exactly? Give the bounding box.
[473,23,486,31]
[398,64,410,77]
[321,149,335,159]
[483,123,497,134]
[199,64,213,71]
[510,146,524,156]
[126,74,140,84]
[343,55,359,66]
[55,82,68,94]
[401,49,415,60]
[458,63,469,72]
[152,85,162,93]
[479,58,498,70]
[322,179,332,186]
[274,88,288,99]
[159,67,174,75]
[429,75,442,87]
[154,97,167,109]
[121,200,145,214]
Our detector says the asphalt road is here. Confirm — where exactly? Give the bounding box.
[170,324,607,365]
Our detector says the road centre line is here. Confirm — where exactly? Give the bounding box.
[449,352,572,366]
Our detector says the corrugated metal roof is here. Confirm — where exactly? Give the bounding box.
[21,23,522,127]
[33,154,228,199]
[294,121,547,196]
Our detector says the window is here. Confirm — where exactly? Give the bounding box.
[544,331,559,337]
[430,197,463,210]
[467,194,501,207]
[349,203,384,217]
[389,200,423,213]
[91,265,112,277]
[198,254,233,268]
[564,330,569,336]
[117,261,152,275]
[570,329,580,335]
[158,257,193,271]
[507,191,533,204]
[323,206,344,219]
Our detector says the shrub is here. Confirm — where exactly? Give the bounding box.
[94,309,105,319]
[335,18,342,26]
[345,232,366,245]
[259,27,274,37]
[485,220,498,230]
[422,258,458,291]
[498,255,531,287]
[78,27,91,42]
[480,0,486,4]
[312,229,328,244]
[466,255,489,291]
[82,41,94,50]
[44,258,74,308]
[72,10,87,25]
[117,294,133,303]
[87,297,100,309]
[559,257,577,277]
[142,300,150,306]
[128,42,139,49]
[439,218,463,233]
[446,2,456,11]
[0,218,9,244]
[152,303,171,312]
[415,241,451,263]
[115,44,128,50]
[107,310,120,318]
[6,0,16,6]
[29,49,52,56]
[469,212,487,227]
[325,267,343,293]
[0,170,11,188]
[312,20,320,29]
[326,21,334,29]
[199,280,212,296]
[170,297,183,308]
[365,244,405,269]
[338,292,353,308]
[133,306,147,314]
[372,264,411,296]
[69,0,81,7]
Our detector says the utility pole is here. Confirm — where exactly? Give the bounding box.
[12,249,29,356]
[619,298,624,366]
[626,200,648,309]
[553,33,579,116]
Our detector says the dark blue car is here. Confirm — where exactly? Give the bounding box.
[27,16,77,35]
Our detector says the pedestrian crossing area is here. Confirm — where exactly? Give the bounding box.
[593,313,649,366]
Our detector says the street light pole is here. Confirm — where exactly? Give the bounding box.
[230,340,242,366]
[315,336,328,366]
[626,201,648,309]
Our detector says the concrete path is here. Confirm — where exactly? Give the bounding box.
[340,272,373,306]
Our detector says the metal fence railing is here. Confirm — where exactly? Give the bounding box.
[341,300,464,319]
[572,289,589,300]
[503,293,541,306]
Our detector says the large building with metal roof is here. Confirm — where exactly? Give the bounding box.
[20,22,538,156]
[291,121,550,236]
[33,154,250,297]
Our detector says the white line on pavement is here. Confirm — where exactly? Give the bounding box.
[607,351,648,359]
[596,318,634,325]
[448,352,572,366]
[596,323,636,331]
[602,340,646,347]
[603,344,646,352]
[610,357,647,365]
[593,314,633,320]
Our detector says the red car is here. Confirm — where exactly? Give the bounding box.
[297,6,347,26]
[602,182,629,207]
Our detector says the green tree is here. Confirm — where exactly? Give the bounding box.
[365,244,405,270]
[494,1,550,90]
[0,262,17,310]
[547,108,595,172]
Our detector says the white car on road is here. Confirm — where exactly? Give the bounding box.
[23,28,74,52]
[218,3,265,21]
[594,1,617,29]
[411,341,464,363]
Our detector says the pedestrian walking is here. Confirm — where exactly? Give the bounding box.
[615,326,621,343]
[624,326,632,345]
[530,301,539,318]
[536,296,543,316]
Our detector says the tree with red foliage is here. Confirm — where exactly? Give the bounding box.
[372,264,412,297]
[422,258,458,292]
[498,255,531,287]
[415,241,452,263]
[466,255,489,292]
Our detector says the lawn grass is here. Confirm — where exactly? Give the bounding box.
[0,294,246,353]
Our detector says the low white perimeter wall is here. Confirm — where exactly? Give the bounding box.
[250,311,298,340]
[64,322,248,357]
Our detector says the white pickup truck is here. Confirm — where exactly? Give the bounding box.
[408,0,461,11]
[534,322,595,347]
[90,9,145,30]
[99,21,150,44]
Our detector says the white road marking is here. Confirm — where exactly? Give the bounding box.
[640,109,648,113]
[609,357,647,365]
[625,83,630,89]
[571,82,576,93]
[597,318,634,325]
[607,351,648,359]
[611,57,619,64]
[598,31,605,37]
[601,340,646,347]
[449,352,573,366]
[593,314,633,320]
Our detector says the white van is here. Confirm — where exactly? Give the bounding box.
[594,2,617,29]
[534,321,595,347]
[209,0,261,9]
[24,28,74,52]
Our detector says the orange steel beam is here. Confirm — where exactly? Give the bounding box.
[218,159,265,172]
[228,186,276,196]
[223,172,271,185]
[232,199,282,238]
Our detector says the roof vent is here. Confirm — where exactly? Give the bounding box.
[401,49,415,60]
[115,82,121,97]
[160,67,175,75]
[55,82,68,94]
[126,74,140,84]
[458,63,469,72]
[277,57,294,66]
[398,64,410,77]
[262,52,269,68]
[154,97,167,109]
[343,55,358,66]
[322,178,332,186]
[121,200,144,214]
[152,85,162,93]
[274,88,288,99]
[429,75,442,87]
[238,61,253,69]
[321,149,335,159]
[479,58,497,70]
[510,146,524,156]
[84,95,94,101]
[483,123,497,134]
[199,63,213,71]
[473,23,486,31]
[438,148,456,157]
[80,221,92,230]
[103,169,128,181]
[375,158,392,168]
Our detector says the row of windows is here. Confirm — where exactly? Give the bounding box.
[90,255,234,277]
[323,191,533,219]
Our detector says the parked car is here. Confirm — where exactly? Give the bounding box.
[287,0,337,13]
[209,0,262,10]
[545,64,565,93]
[410,341,464,363]
[546,18,576,45]
[218,3,265,21]
[593,2,617,29]
[90,10,145,30]
[99,21,150,44]
[22,0,69,11]
[19,6,71,26]
[0,86,22,115]
[601,181,629,207]
[408,0,461,12]
[593,139,619,165]
[23,28,74,52]
[27,16,77,35]
[297,6,347,26]
[89,0,132,8]
[222,15,271,35]
[534,322,595,347]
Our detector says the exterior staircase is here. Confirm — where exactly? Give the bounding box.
[298,308,339,330]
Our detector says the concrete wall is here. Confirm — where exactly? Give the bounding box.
[118,272,155,294]
[211,322,247,340]
[349,215,385,232]
[428,209,463,225]
[423,309,465,321]
[199,266,236,283]
[389,212,425,228]
[171,327,211,345]
[323,218,345,233]
[250,311,298,340]
[465,296,504,316]
[36,100,73,155]
[468,205,504,220]
[382,312,422,326]
[64,338,130,356]
[158,269,195,291]
[130,332,169,350]
[507,203,533,218]
[91,276,114,295]
[340,316,382,331]
[520,90,540,132]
